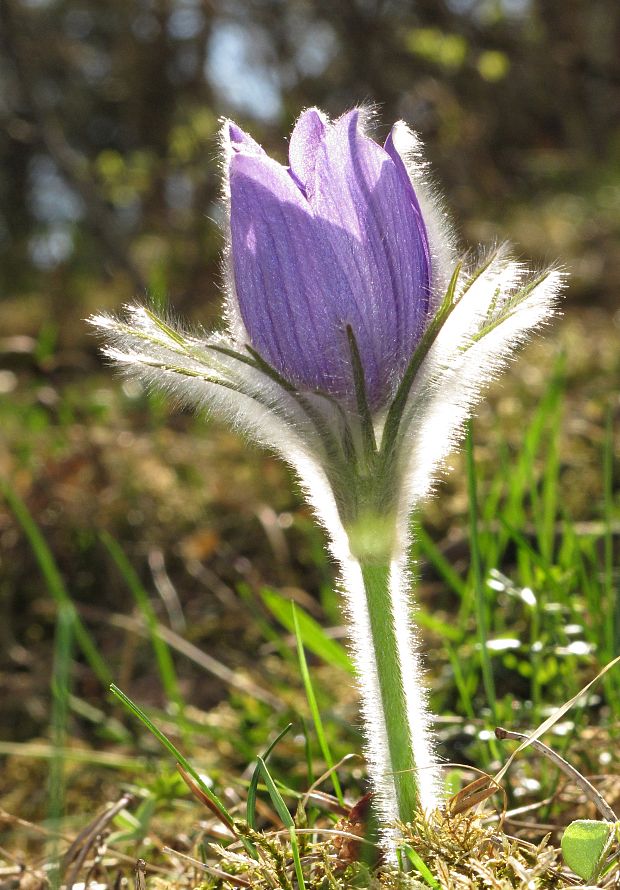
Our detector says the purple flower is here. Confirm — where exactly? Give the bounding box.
[225,108,432,408]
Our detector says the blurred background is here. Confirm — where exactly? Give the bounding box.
[1,0,619,858]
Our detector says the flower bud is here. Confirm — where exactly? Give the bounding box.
[225,108,432,408]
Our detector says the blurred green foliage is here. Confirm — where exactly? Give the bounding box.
[1,0,619,332]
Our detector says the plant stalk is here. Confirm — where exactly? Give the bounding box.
[343,509,440,837]
[359,560,421,821]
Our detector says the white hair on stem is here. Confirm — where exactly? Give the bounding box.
[388,540,442,812]
[331,546,399,832]
[90,301,436,854]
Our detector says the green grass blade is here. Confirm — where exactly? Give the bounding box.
[292,603,344,805]
[498,517,554,574]
[447,644,475,719]
[1,479,113,687]
[247,722,293,830]
[414,607,462,642]
[0,741,146,770]
[602,404,620,710]
[493,359,564,569]
[604,404,619,658]
[237,583,297,665]
[479,444,507,569]
[109,684,234,831]
[49,605,73,890]
[496,520,547,712]
[257,756,306,890]
[300,716,314,788]
[404,846,441,889]
[466,424,497,725]
[67,694,132,744]
[262,588,353,674]
[101,531,184,711]
[538,387,563,563]
[256,757,295,828]
[415,523,467,602]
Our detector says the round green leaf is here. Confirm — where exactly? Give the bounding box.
[561,819,615,881]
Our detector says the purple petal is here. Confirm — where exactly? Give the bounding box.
[288,108,327,194]
[227,111,434,407]
[225,121,266,156]
[383,124,431,275]
[307,110,432,400]
[229,150,362,396]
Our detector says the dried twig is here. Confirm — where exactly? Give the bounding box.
[496,726,618,822]
[148,547,186,634]
[79,602,283,709]
[163,847,252,887]
[134,858,147,890]
[61,793,134,887]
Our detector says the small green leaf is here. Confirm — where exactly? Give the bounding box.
[257,755,294,828]
[246,723,293,830]
[291,602,344,805]
[257,756,307,890]
[108,684,233,831]
[561,819,615,882]
[403,846,441,888]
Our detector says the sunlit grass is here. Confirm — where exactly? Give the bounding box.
[0,316,618,885]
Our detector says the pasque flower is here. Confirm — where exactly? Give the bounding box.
[91,107,563,856]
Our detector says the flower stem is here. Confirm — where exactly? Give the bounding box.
[359,559,421,823]
[343,507,440,836]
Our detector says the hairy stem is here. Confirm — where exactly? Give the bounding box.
[359,560,420,821]
[342,512,440,842]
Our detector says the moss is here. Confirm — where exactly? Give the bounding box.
[199,810,570,889]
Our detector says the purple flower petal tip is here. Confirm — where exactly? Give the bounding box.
[288,108,327,191]
[225,121,265,156]
[227,122,245,145]
[226,108,433,408]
